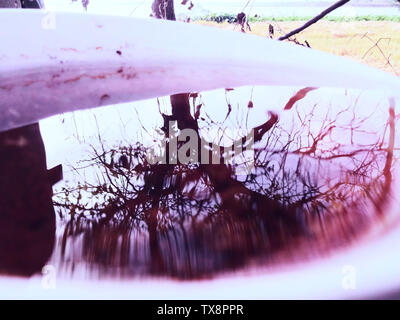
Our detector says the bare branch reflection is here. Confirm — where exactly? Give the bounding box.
[53,92,398,279]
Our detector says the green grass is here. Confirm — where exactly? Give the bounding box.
[195,14,400,24]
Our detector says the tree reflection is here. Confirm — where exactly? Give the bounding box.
[54,91,398,279]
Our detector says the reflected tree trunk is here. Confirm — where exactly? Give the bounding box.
[147,0,179,275]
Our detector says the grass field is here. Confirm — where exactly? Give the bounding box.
[195,20,400,75]
[199,14,400,23]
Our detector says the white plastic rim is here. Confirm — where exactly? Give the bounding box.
[0,9,400,132]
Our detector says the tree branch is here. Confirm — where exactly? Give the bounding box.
[278,0,351,41]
